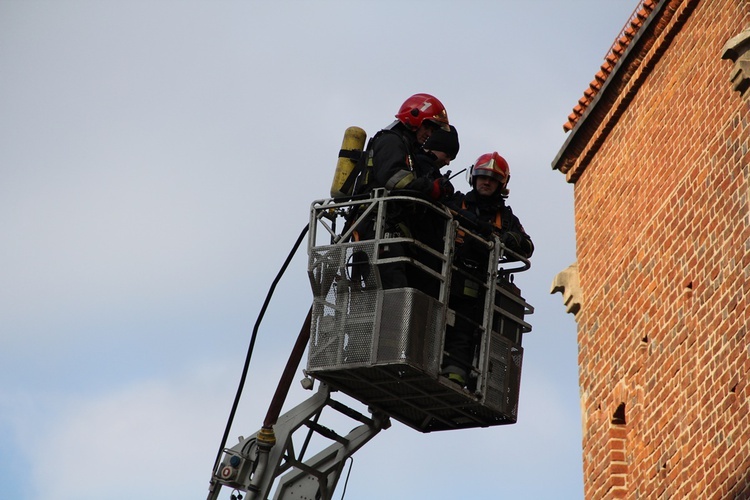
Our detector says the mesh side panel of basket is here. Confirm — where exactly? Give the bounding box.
[308,242,379,370]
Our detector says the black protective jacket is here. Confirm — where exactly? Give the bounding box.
[364,122,444,198]
[447,190,534,260]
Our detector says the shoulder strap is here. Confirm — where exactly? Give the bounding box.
[338,149,364,197]
[352,129,414,195]
[350,133,379,195]
[462,199,503,230]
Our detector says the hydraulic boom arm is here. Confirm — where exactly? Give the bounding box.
[207,383,389,500]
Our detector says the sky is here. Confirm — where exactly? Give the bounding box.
[0,1,640,499]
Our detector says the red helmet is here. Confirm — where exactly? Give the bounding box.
[468,152,510,189]
[395,93,450,131]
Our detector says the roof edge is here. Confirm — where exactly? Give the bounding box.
[551,0,697,182]
[551,1,662,173]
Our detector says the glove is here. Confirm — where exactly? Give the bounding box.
[476,220,495,236]
[455,210,494,236]
[501,231,520,248]
[455,209,478,226]
[501,231,534,258]
[430,177,454,200]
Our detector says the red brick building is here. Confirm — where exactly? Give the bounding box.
[551,0,750,498]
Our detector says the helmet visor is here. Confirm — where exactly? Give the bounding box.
[473,168,506,183]
[425,118,450,132]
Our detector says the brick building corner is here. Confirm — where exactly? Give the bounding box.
[551,0,750,498]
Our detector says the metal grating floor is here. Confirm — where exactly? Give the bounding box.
[311,363,516,433]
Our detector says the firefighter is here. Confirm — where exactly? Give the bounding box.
[450,152,533,258]
[353,94,456,293]
[358,93,455,200]
[442,152,534,387]
[419,123,460,169]
[404,124,462,297]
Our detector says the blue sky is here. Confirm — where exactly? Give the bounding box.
[1,1,639,498]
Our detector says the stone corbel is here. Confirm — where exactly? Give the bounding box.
[722,28,750,99]
[550,262,582,318]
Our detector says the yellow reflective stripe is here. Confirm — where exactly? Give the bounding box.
[386,170,415,190]
[463,280,479,298]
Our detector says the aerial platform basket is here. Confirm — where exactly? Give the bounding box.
[306,191,532,432]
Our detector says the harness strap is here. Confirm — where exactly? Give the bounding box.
[456,200,503,244]
[460,200,502,228]
[338,149,361,160]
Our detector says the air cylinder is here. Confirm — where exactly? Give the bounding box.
[330,126,367,198]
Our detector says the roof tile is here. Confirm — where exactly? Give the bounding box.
[563,1,656,132]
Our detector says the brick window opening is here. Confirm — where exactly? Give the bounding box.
[612,402,627,425]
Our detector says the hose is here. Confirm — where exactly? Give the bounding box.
[210,223,310,483]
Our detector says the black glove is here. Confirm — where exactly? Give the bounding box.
[431,177,454,200]
[501,231,534,258]
[501,231,520,248]
[455,209,479,226]
[476,220,495,236]
[455,210,494,236]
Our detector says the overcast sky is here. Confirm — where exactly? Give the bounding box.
[1,1,639,499]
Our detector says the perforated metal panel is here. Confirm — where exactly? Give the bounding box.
[376,289,442,374]
[308,242,379,369]
[484,334,523,420]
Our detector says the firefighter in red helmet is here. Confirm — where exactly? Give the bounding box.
[355,93,454,200]
[351,94,456,293]
[451,152,533,258]
[442,151,534,387]
[395,93,450,131]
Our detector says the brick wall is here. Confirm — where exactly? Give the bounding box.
[570,0,750,498]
